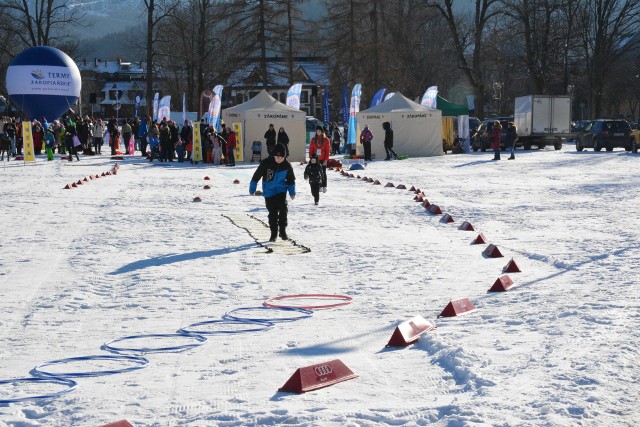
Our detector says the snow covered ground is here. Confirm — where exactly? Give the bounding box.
[0,144,638,427]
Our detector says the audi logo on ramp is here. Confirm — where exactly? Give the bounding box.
[314,365,333,376]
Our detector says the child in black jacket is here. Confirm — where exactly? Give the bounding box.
[303,154,326,205]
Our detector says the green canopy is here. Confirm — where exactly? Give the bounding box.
[436,95,468,116]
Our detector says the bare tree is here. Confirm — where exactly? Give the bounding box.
[2,0,88,47]
[321,0,370,86]
[427,0,502,119]
[156,0,249,111]
[501,0,572,94]
[141,0,180,116]
[270,0,308,85]
[579,0,640,117]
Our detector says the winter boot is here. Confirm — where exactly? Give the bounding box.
[508,155,515,160]
[269,227,277,242]
[279,227,288,241]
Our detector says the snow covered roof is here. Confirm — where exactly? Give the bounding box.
[77,59,145,75]
[99,81,146,93]
[227,59,329,88]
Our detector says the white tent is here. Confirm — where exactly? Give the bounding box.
[356,93,443,158]
[221,90,306,163]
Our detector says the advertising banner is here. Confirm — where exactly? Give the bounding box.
[233,122,243,162]
[286,83,303,110]
[211,85,223,132]
[192,121,203,163]
[22,121,35,162]
[347,83,362,147]
[157,96,171,122]
[370,88,387,108]
[421,86,438,109]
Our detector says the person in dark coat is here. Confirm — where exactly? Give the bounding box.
[264,123,277,156]
[506,122,518,160]
[0,131,10,161]
[304,153,325,205]
[360,124,373,161]
[178,120,192,163]
[382,121,397,160]
[277,127,290,157]
[77,118,91,154]
[220,123,229,164]
[65,118,80,161]
[249,143,296,242]
[107,117,118,155]
[168,120,179,161]
[226,128,237,166]
[159,121,172,162]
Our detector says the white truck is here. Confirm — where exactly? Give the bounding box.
[514,95,571,150]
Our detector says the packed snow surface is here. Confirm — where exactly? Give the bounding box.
[0,145,639,426]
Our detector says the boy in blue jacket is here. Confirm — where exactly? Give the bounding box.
[249,143,296,242]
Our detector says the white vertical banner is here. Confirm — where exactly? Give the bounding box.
[421,86,438,109]
[458,114,470,153]
[152,93,160,120]
[286,83,303,109]
[211,85,223,132]
[466,95,475,111]
[157,96,171,122]
[182,93,186,123]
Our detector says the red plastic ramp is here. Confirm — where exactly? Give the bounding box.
[503,258,521,273]
[279,359,357,393]
[489,275,514,292]
[438,298,476,317]
[441,214,454,223]
[386,316,436,347]
[99,420,135,427]
[483,244,504,258]
[428,204,442,215]
[458,221,475,231]
[471,233,487,245]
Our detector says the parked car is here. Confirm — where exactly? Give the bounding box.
[575,119,632,152]
[471,117,512,151]
[469,117,481,135]
[567,120,591,141]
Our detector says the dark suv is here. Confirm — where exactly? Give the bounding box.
[576,120,632,152]
[471,117,512,151]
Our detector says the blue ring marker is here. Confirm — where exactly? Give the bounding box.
[223,306,313,323]
[179,318,274,335]
[103,333,207,354]
[32,354,149,378]
[0,377,77,404]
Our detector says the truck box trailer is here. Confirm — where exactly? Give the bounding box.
[514,95,571,150]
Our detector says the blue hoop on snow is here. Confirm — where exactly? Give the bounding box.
[179,318,274,335]
[103,333,207,354]
[0,377,77,404]
[32,354,149,378]
[223,306,313,323]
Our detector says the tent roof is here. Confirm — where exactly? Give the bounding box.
[436,95,468,116]
[360,92,438,114]
[223,89,302,114]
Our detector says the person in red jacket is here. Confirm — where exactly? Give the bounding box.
[226,128,237,166]
[308,127,331,192]
[491,121,502,160]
